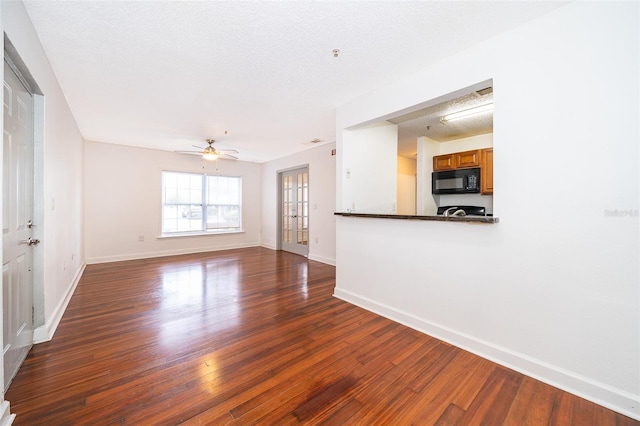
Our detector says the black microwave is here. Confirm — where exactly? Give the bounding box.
[432,167,480,194]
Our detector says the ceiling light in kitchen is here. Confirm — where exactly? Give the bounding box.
[440,102,493,124]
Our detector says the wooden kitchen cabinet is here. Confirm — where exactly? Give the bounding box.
[455,149,481,169]
[433,150,481,171]
[433,153,455,171]
[481,148,493,195]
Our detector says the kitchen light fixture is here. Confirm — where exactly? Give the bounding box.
[440,102,493,124]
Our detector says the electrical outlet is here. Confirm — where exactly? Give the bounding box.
[346,169,351,178]
[315,237,319,244]
[138,235,145,242]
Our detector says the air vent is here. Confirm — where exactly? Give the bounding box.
[476,87,493,96]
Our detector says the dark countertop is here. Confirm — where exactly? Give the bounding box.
[334,212,499,224]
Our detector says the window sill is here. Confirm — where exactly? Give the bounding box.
[158,230,245,239]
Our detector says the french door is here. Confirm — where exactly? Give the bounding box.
[3,59,35,390]
[280,166,309,257]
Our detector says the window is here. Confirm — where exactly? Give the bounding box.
[162,171,242,234]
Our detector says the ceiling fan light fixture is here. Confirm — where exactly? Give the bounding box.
[202,147,219,160]
[440,102,493,124]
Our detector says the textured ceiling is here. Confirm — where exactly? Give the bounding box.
[23,1,567,162]
[394,86,494,158]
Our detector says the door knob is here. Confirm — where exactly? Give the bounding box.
[20,237,40,246]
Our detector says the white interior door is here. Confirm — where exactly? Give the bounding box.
[280,167,309,257]
[3,59,35,391]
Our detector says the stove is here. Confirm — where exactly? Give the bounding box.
[437,205,486,216]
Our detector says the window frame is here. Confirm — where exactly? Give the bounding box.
[161,170,243,236]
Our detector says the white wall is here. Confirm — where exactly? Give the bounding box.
[1,2,6,417]
[396,156,416,215]
[335,1,639,420]
[1,0,85,417]
[416,136,439,215]
[342,123,397,213]
[438,132,493,155]
[261,142,336,266]
[2,1,85,342]
[84,141,262,263]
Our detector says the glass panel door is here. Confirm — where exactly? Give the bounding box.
[280,166,309,256]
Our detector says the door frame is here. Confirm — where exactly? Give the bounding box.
[2,36,45,382]
[276,164,309,255]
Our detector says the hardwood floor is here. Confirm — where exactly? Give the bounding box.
[5,247,638,425]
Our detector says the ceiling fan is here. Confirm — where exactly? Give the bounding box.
[177,138,239,160]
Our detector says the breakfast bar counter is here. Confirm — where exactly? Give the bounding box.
[334,212,499,224]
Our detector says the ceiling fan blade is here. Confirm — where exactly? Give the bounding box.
[178,140,239,160]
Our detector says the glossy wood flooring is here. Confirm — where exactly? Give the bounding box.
[6,248,639,425]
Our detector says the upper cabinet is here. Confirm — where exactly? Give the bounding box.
[481,148,493,195]
[433,149,481,171]
[433,153,455,171]
[455,149,481,169]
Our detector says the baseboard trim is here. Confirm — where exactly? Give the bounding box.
[308,253,336,266]
[260,244,336,266]
[333,287,640,421]
[0,400,15,425]
[86,243,261,264]
[33,264,86,344]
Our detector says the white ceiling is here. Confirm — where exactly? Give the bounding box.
[23,1,567,163]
